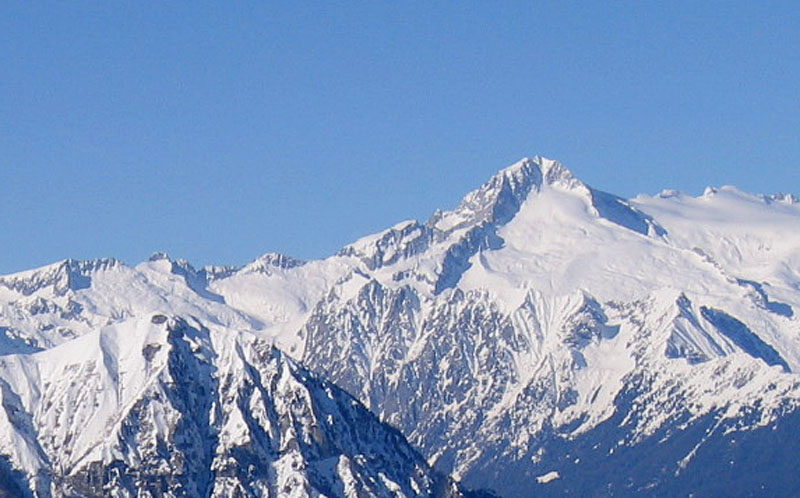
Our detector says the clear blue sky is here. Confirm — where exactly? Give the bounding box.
[2,2,799,274]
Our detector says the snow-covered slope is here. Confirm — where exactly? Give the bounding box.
[298,158,800,496]
[2,156,799,496]
[0,315,465,497]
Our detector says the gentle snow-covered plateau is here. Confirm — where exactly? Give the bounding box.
[2,157,800,497]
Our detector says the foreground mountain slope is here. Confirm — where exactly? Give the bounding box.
[1,156,799,496]
[0,316,464,497]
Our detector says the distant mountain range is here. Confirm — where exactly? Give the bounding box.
[2,157,799,496]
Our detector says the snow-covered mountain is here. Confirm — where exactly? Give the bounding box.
[2,156,799,496]
[0,315,466,497]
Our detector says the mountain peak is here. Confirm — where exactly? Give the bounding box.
[336,156,590,272]
[241,252,306,274]
[429,156,586,234]
[148,251,172,262]
[0,258,120,297]
[499,156,583,189]
[503,156,577,186]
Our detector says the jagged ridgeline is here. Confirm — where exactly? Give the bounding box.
[1,157,800,496]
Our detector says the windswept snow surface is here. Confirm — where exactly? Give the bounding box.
[2,156,800,496]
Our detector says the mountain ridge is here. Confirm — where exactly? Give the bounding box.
[0,315,470,497]
[1,156,799,496]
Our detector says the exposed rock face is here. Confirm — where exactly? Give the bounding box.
[300,285,800,496]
